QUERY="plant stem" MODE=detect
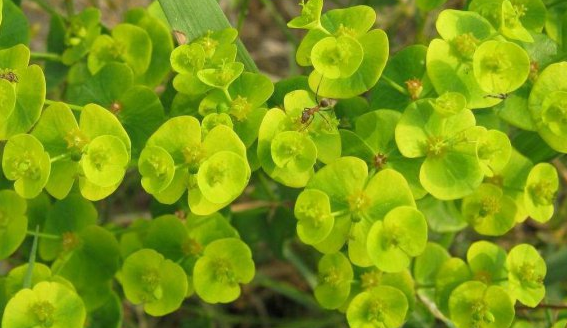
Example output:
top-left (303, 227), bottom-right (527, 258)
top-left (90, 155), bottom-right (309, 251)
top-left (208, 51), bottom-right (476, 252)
top-left (253, 272), bottom-right (321, 311)
top-left (27, 230), bottom-right (61, 240)
top-left (23, 226), bottom-right (40, 289)
top-left (381, 74), bottom-right (409, 95)
top-left (44, 99), bottom-right (83, 111)
top-left (50, 152), bottom-right (71, 163)
top-left (31, 52), bottom-right (63, 62)
top-left (30, 0), bottom-right (62, 17)
top-left (64, 0), bottom-right (75, 17)
top-left (516, 303), bottom-right (567, 310)
top-left (259, 0), bottom-right (300, 47)
top-left (283, 242), bottom-right (318, 289)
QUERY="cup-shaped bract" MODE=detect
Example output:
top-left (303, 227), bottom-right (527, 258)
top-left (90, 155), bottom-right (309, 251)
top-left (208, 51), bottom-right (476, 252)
top-left (2, 281), bottom-right (86, 328)
top-left (62, 8), bottom-right (102, 65)
top-left (524, 163), bottom-right (558, 222)
top-left (287, 0), bottom-right (323, 29)
top-left (413, 243), bottom-right (451, 287)
top-left (506, 244), bottom-right (546, 307)
top-left (294, 189), bottom-right (334, 245)
top-left (88, 23), bottom-right (152, 76)
top-left (477, 129), bottom-right (512, 176)
top-left (431, 92), bottom-right (467, 117)
top-left (171, 43), bottom-right (206, 75)
top-left (311, 35), bottom-right (364, 79)
top-left (305, 157), bottom-right (415, 266)
top-left (449, 281), bottom-right (515, 328)
top-left (528, 62), bottom-right (567, 152)
top-left (466, 241), bottom-right (508, 284)
top-left (121, 248), bottom-right (188, 316)
top-left (427, 10), bottom-right (501, 108)
top-left (196, 151), bottom-right (250, 204)
top-left (395, 99), bottom-right (483, 200)
top-left (197, 62), bottom-right (244, 89)
top-left (367, 206), bottom-right (428, 273)
top-left (350, 109), bottom-right (426, 199)
top-left (78, 104), bottom-right (131, 200)
top-left (293, 4), bottom-right (389, 98)
top-left (462, 183), bottom-right (517, 235)
top-left (82, 135), bottom-right (129, 187)
top-left (0, 190), bottom-right (27, 259)
top-left (473, 40), bottom-right (530, 95)
top-left (346, 286), bottom-right (408, 328)
top-left (2, 134), bottom-right (51, 199)
top-left (271, 131), bottom-right (318, 172)
top-left (139, 145), bottom-right (175, 194)
top-left (314, 252), bottom-right (353, 309)
top-left (0, 45), bottom-right (46, 140)
top-left (193, 238), bottom-right (255, 304)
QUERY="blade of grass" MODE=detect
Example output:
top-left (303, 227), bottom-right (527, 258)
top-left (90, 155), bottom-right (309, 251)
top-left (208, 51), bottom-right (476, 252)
top-left (23, 225), bottom-right (40, 289)
top-left (158, 0), bottom-right (258, 73)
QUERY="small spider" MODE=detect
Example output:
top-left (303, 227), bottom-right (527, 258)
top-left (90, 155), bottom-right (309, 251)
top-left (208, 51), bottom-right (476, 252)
top-left (0, 71), bottom-right (18, 83)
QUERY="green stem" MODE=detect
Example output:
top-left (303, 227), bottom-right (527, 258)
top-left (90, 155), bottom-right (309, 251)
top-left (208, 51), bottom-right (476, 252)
top-left (283, 242), bottom-right (318, 289)
top-left (44, 99), bottom-right (83, 111)
top-left (415, 9), bottom-right (429, 45)
top-left (31, 52), bottom-right (63, 62)
top-left (253, 273), bottom-right (321, 311)
top-left (64, 0), bottom-right (75, 17)
top-left (27, 230), bottom-right (61, 240)
top-left (236, 0), bottom-right (250, 33)
top-left (330, 209), bottom-right (350, 217)
top-left (23, 226), bottom-right (40, 289)
top-left (50, 152), bottom-right (71, 163)
top-left (222, 88), bottom-right (233, 102)
top-left (29, 0), bottom-right (62, 17)
top-left (381, 74), bottom-right (409, 95)
top-left (257, 171), bottom-right (277, 201)
top-left (259, 0), bottom-right (300, 47)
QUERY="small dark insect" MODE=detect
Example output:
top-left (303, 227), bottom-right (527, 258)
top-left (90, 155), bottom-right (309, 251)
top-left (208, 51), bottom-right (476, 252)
top-left (0, 71), bottom-right (18, 83)
top-left (484, 93), bottom-right (508, 100)
top-left (373, 153), bottom-right (388, 170)
top-left (299, 78), bottom-right (336, 131)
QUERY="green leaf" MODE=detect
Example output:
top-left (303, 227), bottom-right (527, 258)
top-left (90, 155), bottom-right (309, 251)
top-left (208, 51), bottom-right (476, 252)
top-left (82, 135), bottom-right (129, 187)
top-left (413, 243), bottom-right (450, 286)
top-left (417, 195), bottom-right (467, 232)
top-left (308, 29), bottom-right (389, 99)
top-left (121, 248), bottom-right (188, 316)
top-left (193, 238), bottom-right (255, 303)
top-left (435, 258), bottom-right (472, 315)
top-left (0, 0), bottom-right (30, 48)
top-left (462, 183), bottom-right (517, 235)
top-left (1, 281), bottom-right (86, 328)
top-left (473, 40), bottom-right (530, 94)
top-left (467, 241), bottom-right (508, 284)
top-left (88, 23), bottom-right (152, 76)
top-left (367, 206), bottom-right (428, 272)
top-left (311, 35), bottom-right (364, 79)
top-left (139, 146), bottom-right (176, 194)
top-left (506, 244), bottom-right (546, 307)
top-left (158, 0), bottom-right (258, 72)
top-left (0, 190), bottom-right (27, 259)
top-left (196, 150), bottom-right (250, 204)
top-left (287, 0), bottom-right (323, 29)
top-left (294, 189), bottom-right (334, 245)
top-left (271, 131), bottom-right (317, 172)
top-left (524, 163), bottom-right (558, 222)
top-left (449, 281), bottom-right (515, 328)
top-left (2, 134), bottom-right (51, 199)
top-left (347, 286), bottom-right (408, 328)
top-left (314, 252), bottom-right (353, 309)
top-left (143, 215), bottom-right (188, 261)
top-left (197, 62), bottom-right (244, 89)
top-left (500, 0), bottom-right (533, 42)
top-left (79, 103), bottom-right (131, 154)
top-left (38, 195), bottom-right (97, 261)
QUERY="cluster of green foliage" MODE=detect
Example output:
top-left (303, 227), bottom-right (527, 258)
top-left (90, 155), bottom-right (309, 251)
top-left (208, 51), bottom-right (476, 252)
top-left (0, 0), bottom-right (566, 327)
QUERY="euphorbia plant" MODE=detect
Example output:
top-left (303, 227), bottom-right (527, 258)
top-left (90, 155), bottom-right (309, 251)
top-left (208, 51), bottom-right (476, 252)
top-left (0, 0), bottom-right (566, 327)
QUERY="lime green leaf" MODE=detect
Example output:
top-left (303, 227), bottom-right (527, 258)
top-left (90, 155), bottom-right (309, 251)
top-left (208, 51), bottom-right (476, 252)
top-left (506, 244), bottom-right (546, 307)
top-left (171, 44), bottom-right (206, 74)
top-left (294, 189), bottom-right (334, 245)
top-left (524, 163), bottom-right (558, 222)
top-left (435, 258), bottom-right (472, 315)
top-left (143, 215), bottom-right (188, 261)
top-left (79, 103), bottom-right (131, 154)
top-left (0, 0), bottom-right (30, 48)
top-left (197, 62), bottom-right (244, 89)
top-left (462, 183), bottom-right (517, 235)
top-left (413, 243), bottom-right (450, 286)
top-left (449, 281), bottom-right (514, 328)
top-left (82, 135), bottom-right (129, 187)
top-left (500, 0), bottom-right (533, 42)
top-left (314, 252), bottom-right (353, 309)
top-left (347, 286), bottom-right (408, 328)
top-left (311, 36), bottom-right (364, 79)
top-left (467, 241), bottom-right (508, 284)
top-left (287, 0), bottom-right (323, 29)
top-left (2, 134), bottom-right (51, 199)
top-left (367, 206), bottom-right (428, 272)
top-left (61, 8), bottom-right (102, 65)
top-left (139, 146), bottom-right (175, 194)
top-left (121, 248), bottom-right (188, 316)
top-left (0, 190), bottom-right (27, 259)
top-left (1, 281), bottom-right (86, 328)
top-left (271, 131), bottom-right (317, 172)
top-left (473, 40), bottom-right (530, 94)
top-left (196, 151), bottom-right (250, 204)
top-left (193, 238), bottom-right (254, 303)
